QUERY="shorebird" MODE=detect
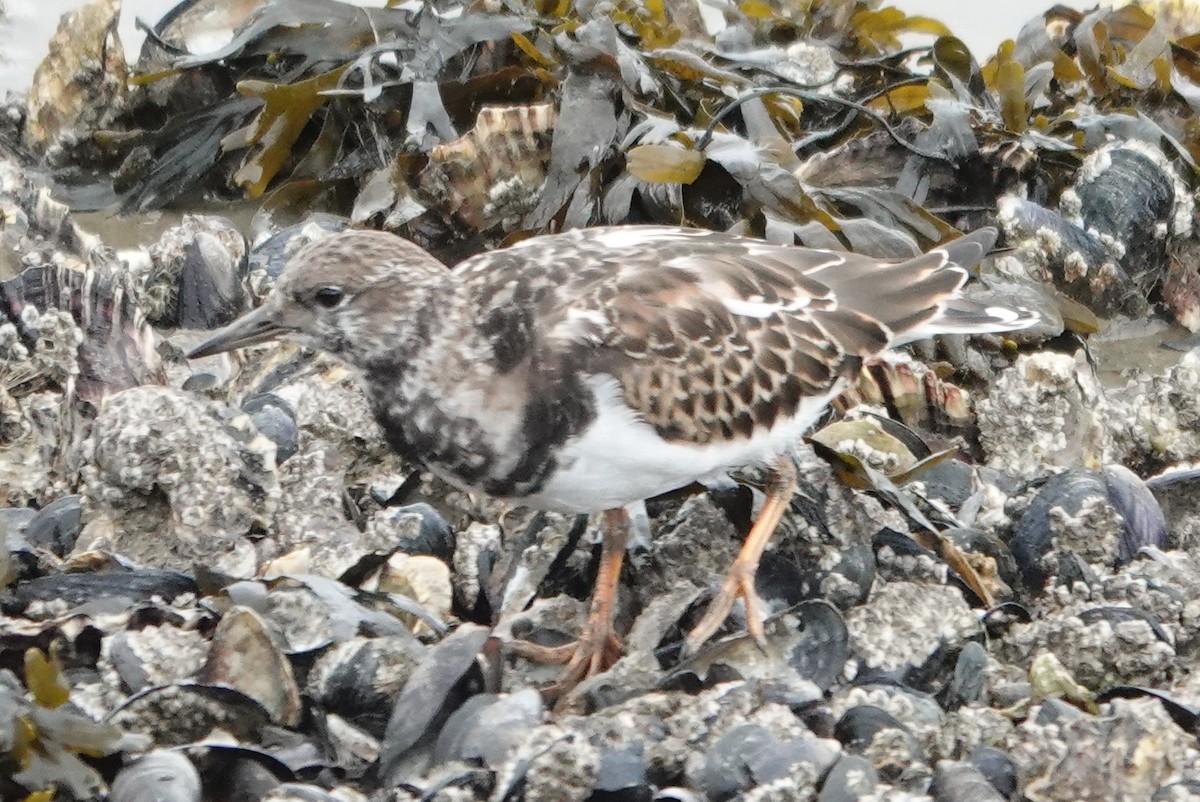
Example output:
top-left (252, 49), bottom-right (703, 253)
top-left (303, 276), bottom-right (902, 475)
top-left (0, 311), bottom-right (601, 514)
top-left (189, 224), bottom-right (1035, 693)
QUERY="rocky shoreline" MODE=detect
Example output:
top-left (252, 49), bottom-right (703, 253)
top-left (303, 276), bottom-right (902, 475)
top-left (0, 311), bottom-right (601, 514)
top-left (6, 1), bottom-right (1200, 800)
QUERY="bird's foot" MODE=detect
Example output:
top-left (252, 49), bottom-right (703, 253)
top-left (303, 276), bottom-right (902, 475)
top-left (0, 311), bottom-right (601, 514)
top-left (507, 619), bottom-right (624, 702)
top-left (684, 556), bottom-right (768, 655)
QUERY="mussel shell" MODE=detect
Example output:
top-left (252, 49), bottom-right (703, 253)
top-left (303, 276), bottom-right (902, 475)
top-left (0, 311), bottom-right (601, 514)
top-left (109, 750), bottom-right (201, 802)
top-left (1009, 466), bottom-right (1168, 593)
top-left (1072, 146), bottom-right (1175, 296)
top-left (1077, 606), bottom-right (1172, 644)
top-left (376, 623), bottom-right (490, 784)
top-left (23, 494), bottom-right (82, 557)
top-left (943, 641), bottom-right (988, 709)
top-left (3, 569), bottom-right (197, 615)
top-left (699, 724), bottom-right (782, 801)
top-left (931, 759), bottom-right (1006, 802)
top-left (592, 745), bottom-right (654, 802)
top-left (248, 216), bottom-right (346, 286)
top-left (432, 689), bottom-right (543, 768)
top-left (242, 393), bottom-right (299, 464)
top-left (789, 600), bottom-right (851, 692)
top-left (1102, 465), bottom-right (1169, 565)
top-left (817, 754), bottom-right (879, 802)
top-left (999, 196), bottom-right (1139, 316)
top-left (307, 636), bottom-right (425, 738)
top-left (968, 745), bottom-right (1018, 800)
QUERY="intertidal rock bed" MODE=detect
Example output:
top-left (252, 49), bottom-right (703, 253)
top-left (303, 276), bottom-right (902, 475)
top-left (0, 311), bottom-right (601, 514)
top-left (6, 0), bottom-right (1200, 800)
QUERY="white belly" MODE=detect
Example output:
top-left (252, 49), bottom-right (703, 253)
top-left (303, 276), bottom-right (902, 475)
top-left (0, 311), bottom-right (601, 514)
top-left (524, 374), bottom-right (841, 513)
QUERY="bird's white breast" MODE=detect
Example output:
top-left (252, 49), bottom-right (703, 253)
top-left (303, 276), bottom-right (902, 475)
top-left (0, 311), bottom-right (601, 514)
top-left (525, 374), bottom-right (841, 513)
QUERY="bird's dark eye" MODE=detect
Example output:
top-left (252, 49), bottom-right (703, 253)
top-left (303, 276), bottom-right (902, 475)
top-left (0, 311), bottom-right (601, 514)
top-left (313, 286), bottom-right (344, 308)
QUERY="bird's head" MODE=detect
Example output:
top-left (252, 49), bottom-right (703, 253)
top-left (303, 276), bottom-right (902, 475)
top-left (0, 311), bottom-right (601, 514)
top-left (188, 229), bottom-right (451, 368)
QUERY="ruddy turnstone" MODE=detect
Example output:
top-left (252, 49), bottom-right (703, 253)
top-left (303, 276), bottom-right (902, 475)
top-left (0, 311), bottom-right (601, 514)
top-left (189, 225), bottom-right (1036, 692)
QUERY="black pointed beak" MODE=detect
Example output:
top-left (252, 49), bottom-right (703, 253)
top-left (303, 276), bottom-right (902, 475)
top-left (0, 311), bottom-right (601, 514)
top-left (187, 304), bottom-right (290, 359)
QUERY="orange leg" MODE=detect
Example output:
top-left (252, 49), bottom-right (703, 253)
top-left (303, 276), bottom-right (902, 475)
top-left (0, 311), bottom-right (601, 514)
top-left (685, 455), bottom-right (798, 654)
top-left (507, 508), bottom-right (629, 695)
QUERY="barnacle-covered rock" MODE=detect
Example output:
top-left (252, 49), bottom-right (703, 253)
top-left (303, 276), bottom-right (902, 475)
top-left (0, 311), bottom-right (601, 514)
top-left (108, 624), bottom-right (210, 694)
top-left (976, 351), bottom-right (1110, 479)
top-left (1097, 551), bottom-right (1200, 655)
top-left (844, 582), bottom-right (978, 673)
top-left (1007, 699), bottom-right (1196, 802)
top-left (1000, 603), bottom-right (1176, 690)
top-left (79, 386), bottom-right (279, 573)
top-left (1109, 354), bottom-right (1200, 474)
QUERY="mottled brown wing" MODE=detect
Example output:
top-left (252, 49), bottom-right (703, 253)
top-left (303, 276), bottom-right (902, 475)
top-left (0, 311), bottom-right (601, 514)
top-left (457, 226), bottom-right (895, 444)
top-left (456, 226), bottom-right (999, 445)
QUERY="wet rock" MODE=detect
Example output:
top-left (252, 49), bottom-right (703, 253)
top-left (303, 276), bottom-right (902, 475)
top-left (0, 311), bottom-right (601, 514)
top-left (967, 745), bottom-right (1019, 800)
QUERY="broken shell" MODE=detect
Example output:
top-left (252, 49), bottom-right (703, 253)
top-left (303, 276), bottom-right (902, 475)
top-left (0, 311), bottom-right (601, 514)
top-left (432, 688), bottom-right (544, 768)
top-left (418, 103), bottom-right (556, 232)
top-left (307, 636), bottom-right (424, 738)
top-left (200, 606), bottom-right (302, 726)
